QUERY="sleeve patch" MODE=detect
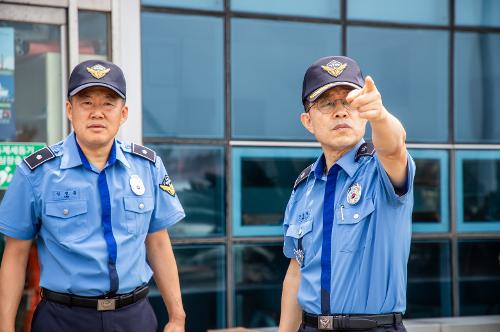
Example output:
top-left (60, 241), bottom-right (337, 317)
top-left (159, 175), bottom-right (176, 197)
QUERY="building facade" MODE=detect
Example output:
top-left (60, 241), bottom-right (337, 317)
top-left (0, 0), bottom-right (499, 331)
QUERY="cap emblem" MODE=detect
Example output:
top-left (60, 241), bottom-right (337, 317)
top-left (86, 64), bottom-right (110, 79)
top-left (321, 60), bottom-right (347, 77)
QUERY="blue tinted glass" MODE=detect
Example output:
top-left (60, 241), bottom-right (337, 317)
top-left (142, 0), bottom-right (222, 11)
top-left (233, 244), bottom-right (289, 327)
top-left (406, 241), bottom-right (452, 318)
top-left (459, 240), bottom-right (500, 315)
top-left (347, 0), bottom-right (448, 24)
top-left (78, 11), bottom-right (109, 60)
top-left (456, 0), bottom-right (500, 27)
top-left (231, 0), bottom-right (340, 19)
top-left (411, 150), bottom-right (449, 233)
top-left (456, 151), bottom-right (500, 232)
top-left (142, 13), bottom-right (224, 138)
top-left (231, 19), bottom-right (341, 140)
top-left (148, 145), bottom-right (225, 237)
top-left (232, 147), bottom-right (320, 236)
top-left (149, 245), bottom-right (226, 331)
top-left (348, 27), bottom-right (449, 142)
top-left (454, 32), bottom-right (500, 143)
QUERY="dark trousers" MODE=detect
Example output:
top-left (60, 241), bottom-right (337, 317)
top-left (31, 297), bottom-right (158, 332)
top-left (298, 322), bottom-right (407, 332)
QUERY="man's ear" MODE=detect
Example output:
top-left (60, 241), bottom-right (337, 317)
top-left (300, 112), bottom-right (315, 135)
top-left (66, 99), bottom-right (73, 121)
top-left (120, 105), bottom-right (129, 125)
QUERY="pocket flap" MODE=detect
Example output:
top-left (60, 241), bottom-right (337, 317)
top-left (336, 199), bottom-right (375, 225)
top-left (124, 196), bottom-right (154, 213)
top-left (45, 200), bottom-right (88, 219)
top-left (286, 219), bottom-right (313, 239)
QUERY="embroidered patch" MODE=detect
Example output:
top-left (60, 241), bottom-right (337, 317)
top-left (346, 183), bottom-right (362, 205)
top-left (159, 175), bottom-right (176, 197)
top-left (321, 59), bottom-right (347, 77)
top-left (86, 64), bottom-right (110, 79)
top-left (294, 248), bottom-right (304, 266)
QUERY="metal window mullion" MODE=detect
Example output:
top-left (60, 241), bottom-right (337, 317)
top-left (68, 0), bottom-right (79, 72)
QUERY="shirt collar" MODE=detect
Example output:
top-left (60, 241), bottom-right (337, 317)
top-left (312, 139), bottom-right (366, 179)
top-left (60, 132), bottom-right (130, 170)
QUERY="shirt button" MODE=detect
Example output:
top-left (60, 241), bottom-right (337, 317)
top-left (353, 213), bottom-right (359, 219)
top-left (139, 203), bottom-right (145, 210)
top-left (63, 209), bottom-right (69, 216)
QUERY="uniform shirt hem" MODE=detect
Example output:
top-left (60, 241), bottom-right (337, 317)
top-left (0, 220), bottom-right (35, 240)
top-left (148, 210), bottom-right (185, 233)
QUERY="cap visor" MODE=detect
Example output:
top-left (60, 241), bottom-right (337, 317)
top-left (307, 82), bottom-right (361, 102)
top-left (69, 82), bottom-right (125, 99)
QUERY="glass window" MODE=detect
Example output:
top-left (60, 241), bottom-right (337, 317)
top-left (458, 240), bottom-right (500, 315)
top-left (234, 243), bottom-right (289, 328)
top-left (148, 144), bottom-right (225, 237)
top-left (141, 13), bottom-right (224, 138)
top-left (149, 245), bottom-right (226, 331)
top-left (231, 0), bottom-right (340, 19)
top-left (456, 151), bottom-right (500, 232)
top-left (141, 0), bottom-right (223, 11)
top-left (410, 150), bottom-right (449, 232)
top-left (455, 0), bottom-right (500, 27)
top-left (347, 0), bottom-right (448, 25)
top-left (231, 18), bottom-right (341, 140)
top-left (454, 32), bottom-right (500, 143)
top-left (232, 147), bottom-right (320, 236)
top-left (0, 21), bottom-right (63, 145)
top-left (406, 241), bottom-right (452, 318)
top-left (347, 27), bottom-right (449, 143)
top-left (78, 11), bottom-right (109, 62)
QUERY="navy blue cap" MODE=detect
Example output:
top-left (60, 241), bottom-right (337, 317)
top-left (302, 56), bottom-right (364, 106)
top-left (68, 60), bottom-right (126, 99)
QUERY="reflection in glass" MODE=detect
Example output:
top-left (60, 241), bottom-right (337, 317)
top-left (462, 158), bottom-right (500, 222)
top-left (241, 155), bottom-right (316, 227)
top-left (413, 159), bottom-right (441, 222)
top-left (142, 0), bottom-right (223, 11)
top-left (348, 27), bottom-right (448, 142)
top-left (149, 245), bottom-right (226, 331)
top-left (149, 145), bottom-right (225, 237)
top-left (459, 240), bottom-right (500, 315)
top-left (0, 21), bottom-right (62, 144)
top-left (78, 11), bottom-right (109, 61)
top-left (231, 0), bottom-right (340, 19)
top-left (455, 0), bottom-right (500, 27)
top-left (454, 32), bottom-right (500, 143)
top-left (347, 0), bottom-right (448, 24)
top-left (234, 244), bottom-right (289, 327)
top-left (231, 18), bottom-right (340, 140)
top-left (142, 13), bottom-right (224, 138)
top-left (406, 241), bottom-right (452, 318)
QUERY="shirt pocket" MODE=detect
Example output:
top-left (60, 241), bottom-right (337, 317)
top-left (335, 198), bottom-right (375, 253)
top-left (44, 200), bottom-right (89, 243)
top-left (124, 196), bottom-right (154, 235)
top-left (285, 219), bottom-right (314, 266)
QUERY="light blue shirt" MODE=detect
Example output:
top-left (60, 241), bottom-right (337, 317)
top-left (283, 140), bottom-right (415, 314)
top-left (0, 132), bottom-right (185, 295)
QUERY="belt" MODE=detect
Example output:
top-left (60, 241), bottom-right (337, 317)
top-left (303, 311), bottom-right (403, 330)
top-left (41, 285), bottom-right (149, 311)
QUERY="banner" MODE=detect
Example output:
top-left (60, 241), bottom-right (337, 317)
top-left (0, 27), bottom-right (16, 140)
top-left (0, 143), bottom-right (45, 190)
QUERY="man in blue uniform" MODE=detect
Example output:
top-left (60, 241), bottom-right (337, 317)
top-left (0, 60), bottom-right (186, 332)
top-left (278, 56), bottom-right (415, 332)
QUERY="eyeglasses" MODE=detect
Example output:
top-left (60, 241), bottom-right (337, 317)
top-left (306, 98), bottom-right (356, 114)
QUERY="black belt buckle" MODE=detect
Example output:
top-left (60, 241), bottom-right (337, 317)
top-left (97, 298), bottom-right (116, 311)
top-left (318, 315), bottom-right (334, 330)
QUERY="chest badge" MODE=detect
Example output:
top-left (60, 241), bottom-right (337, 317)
top-left (293, 248), bottom-right (305, 266)
top-left (129, 174), bottom-right (145, 196)
top-left (346, 183), bottom-right (362, 205)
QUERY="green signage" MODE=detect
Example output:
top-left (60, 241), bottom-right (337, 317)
top-left (0, 142), bottom-right (45, 190)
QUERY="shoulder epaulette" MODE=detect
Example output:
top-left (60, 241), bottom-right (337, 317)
top-left (355, 142), bottom-right (375, 161)
top-left (131, 143), bottom-right (156, 163)
top-left (293, 164), bottom-right (313, 190)
top-left (23, 147), bottom-right (55, 171)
